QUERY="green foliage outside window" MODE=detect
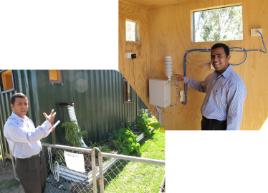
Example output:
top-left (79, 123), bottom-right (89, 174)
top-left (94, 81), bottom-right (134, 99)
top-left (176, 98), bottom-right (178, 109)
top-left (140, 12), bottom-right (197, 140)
top-left (193, 5), bottom-right (243, 42)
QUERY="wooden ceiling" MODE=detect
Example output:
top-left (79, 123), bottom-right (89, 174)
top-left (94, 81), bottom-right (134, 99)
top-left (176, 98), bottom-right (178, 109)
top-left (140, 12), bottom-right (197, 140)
top-left (123, 0), bottom-right (188, 8)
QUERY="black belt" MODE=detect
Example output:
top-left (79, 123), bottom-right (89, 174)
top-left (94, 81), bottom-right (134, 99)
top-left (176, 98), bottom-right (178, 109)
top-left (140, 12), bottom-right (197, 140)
top-left (201, 116), bottom-right (227, 130)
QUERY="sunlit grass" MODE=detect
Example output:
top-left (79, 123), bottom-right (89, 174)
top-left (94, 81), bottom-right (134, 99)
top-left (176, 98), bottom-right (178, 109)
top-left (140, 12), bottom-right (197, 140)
top-left (104, 129), bottom-right (165, 193)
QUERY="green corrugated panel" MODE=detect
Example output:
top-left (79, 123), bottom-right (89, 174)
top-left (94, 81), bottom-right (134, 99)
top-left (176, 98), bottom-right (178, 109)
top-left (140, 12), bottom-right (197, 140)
top-left (37, 70), bottom-right (138, 142)
top-left (0, 70), bottom-right (140, 145)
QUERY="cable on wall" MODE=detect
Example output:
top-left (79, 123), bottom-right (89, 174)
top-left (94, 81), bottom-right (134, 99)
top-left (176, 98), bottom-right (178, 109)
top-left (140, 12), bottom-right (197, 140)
top-left (182, 30), bottom-right (267, 105)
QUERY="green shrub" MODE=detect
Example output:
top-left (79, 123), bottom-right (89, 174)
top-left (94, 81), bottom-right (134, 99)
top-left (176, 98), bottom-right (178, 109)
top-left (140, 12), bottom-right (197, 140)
top-left (99, 144), bottom-right (112, 152)
top-left (61, 121), bottom-right (86, 147)
top-left (137, 109), bottom-right (150, 136)
top-left (148, 116), bottom-right (161, 130)
top-left (112, 127), bottom-right (140, 155)
top-left (137, 109), bottom-right (160, 136)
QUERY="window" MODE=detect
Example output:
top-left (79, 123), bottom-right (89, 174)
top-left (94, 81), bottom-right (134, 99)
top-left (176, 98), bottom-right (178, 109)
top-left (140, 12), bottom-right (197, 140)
top-left (193, 5), bottom-right (243, 42)
top-left (123, 79), bottom-right (132, 102)
top-left (0, 70), bottom-right (14, 92)
top-left (48, 70), bottom-right (62, 83)
top-left (125, 19), bottom-right (139, 42)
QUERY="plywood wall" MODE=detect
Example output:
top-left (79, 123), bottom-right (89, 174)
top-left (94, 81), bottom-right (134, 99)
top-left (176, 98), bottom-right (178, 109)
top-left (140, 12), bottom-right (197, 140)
top-left (119, 0), bottom-right (268, 130)
top-left (119, 0), bottom-right (151, 107)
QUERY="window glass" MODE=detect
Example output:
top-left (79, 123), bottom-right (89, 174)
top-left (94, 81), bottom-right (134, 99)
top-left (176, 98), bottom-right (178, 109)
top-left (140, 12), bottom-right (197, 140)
top-left (193, 5), bottom-right (243, 42)
top-left (49, 70), bottom-right (62, 83)
top-left (126, 19), bottom-right (138, 42)
top-left (1, 70), bottom-right (14, 91)
top-left (123, 79), bottom-right (132, 102)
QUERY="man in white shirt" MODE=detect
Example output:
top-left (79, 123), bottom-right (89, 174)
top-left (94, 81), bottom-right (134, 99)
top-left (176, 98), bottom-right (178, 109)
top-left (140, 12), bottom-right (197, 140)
top-left (4, 93), bottom-right (56, 193)
top-left (177, 43), bottom-right (246, 130)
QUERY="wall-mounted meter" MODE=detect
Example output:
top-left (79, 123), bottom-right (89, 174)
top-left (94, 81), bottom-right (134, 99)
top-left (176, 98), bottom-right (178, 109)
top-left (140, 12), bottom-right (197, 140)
top-left (149, 79), bottom-right (171, 108)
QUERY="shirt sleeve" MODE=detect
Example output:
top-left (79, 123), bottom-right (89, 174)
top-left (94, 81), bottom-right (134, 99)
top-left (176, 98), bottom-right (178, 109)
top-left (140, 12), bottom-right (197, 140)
top-left (226, 82), bottom-right (246, 130)
top-left (4, 120), bottom-right (52, 143)
top-left (184, 77), bottom-right (207, 93)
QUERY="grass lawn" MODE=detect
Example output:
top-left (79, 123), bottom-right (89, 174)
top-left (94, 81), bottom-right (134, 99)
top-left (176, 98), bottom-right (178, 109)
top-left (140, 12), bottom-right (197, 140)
top-left (104, 129), bottom-right (165, 193)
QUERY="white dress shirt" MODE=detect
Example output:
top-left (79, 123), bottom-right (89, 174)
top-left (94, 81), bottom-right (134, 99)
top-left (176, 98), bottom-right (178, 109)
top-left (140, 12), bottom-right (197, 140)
top-left (4, 112), bottom-right (52, 158)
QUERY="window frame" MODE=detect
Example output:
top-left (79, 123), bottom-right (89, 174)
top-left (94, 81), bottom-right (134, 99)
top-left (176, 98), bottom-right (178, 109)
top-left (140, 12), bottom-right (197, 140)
top-left (48, 70), bottom-right (63, 84)
top-left (123, 78), bottom-right (132, 103)
top-left (0, 70), bottom-right (15, 93)
top-left (191, 4), bottom-right (243, 43)
top-left (125, 19), bottom-right (140, 43)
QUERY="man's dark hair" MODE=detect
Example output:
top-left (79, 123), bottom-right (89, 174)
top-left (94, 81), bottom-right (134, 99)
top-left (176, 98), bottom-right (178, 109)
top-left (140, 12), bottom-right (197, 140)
top-left (211, 43), bottom-right (230, 56)
top-left (11, 93), bottom-right (27, 105)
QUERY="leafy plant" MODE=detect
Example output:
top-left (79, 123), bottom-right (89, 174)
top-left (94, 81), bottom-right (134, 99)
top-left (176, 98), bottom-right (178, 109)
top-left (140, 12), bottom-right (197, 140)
top-left (61, 121), bottom-right (86, 147)
top-left (137, 109), bottom-right (150, 136)
top-left (99, 144), bottom-right (112, 152)
top-left (112, 127), bottom-right (140, 155)
top-left (148, 116), bottom-right (161, 130)
top-left (137, 109), bottom-right (160, 137)
top-left (92, 143), bottom-right (112, 153)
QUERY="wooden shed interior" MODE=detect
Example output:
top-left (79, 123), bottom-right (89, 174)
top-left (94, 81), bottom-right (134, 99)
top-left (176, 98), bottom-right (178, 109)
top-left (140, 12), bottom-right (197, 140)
top-left (119, 0), bottom-right (268, 130)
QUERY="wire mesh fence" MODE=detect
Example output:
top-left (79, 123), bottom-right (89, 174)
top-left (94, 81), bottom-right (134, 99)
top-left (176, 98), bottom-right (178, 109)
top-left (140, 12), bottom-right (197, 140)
top-left (42, 143), bottom-right (96, 193)
top-left (42, 144), bottom-right (165, 193)
top-left (98, 151), bottom-right (165, 193)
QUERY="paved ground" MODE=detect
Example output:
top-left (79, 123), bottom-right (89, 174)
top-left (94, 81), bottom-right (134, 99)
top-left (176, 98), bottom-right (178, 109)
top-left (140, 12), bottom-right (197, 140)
top-left (0, 159), bottom-right (24, 193)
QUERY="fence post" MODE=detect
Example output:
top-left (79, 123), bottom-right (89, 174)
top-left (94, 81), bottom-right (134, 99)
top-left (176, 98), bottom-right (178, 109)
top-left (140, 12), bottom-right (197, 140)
top-left (91, 148), bottom-right (97, 193)
top-left (97, 149), bottom-right (105, 193)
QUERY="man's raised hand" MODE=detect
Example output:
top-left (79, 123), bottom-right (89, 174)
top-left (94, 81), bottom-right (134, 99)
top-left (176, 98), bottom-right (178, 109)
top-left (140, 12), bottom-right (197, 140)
top-left (43, 109), bottom-right (56, 124)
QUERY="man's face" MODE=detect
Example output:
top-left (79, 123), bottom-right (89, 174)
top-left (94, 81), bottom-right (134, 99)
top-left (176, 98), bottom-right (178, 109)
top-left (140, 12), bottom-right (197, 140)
top-left (11, 97), bottom-right (29, 118)
top-left (211, 47), bottom-right (230, 72)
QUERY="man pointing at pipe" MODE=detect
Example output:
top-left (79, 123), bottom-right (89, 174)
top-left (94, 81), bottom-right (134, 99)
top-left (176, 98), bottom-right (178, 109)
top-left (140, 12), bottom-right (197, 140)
top-left (177, 43), bottom-right (246, 130)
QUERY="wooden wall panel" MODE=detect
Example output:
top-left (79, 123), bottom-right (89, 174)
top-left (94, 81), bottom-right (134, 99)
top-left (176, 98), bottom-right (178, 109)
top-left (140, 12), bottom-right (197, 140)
top-left (119, 0), bottom-right (268, 130)
top-left (119, 0), bottom-right (151, 109)
top-left (125, 0), bottom-right (186, 8)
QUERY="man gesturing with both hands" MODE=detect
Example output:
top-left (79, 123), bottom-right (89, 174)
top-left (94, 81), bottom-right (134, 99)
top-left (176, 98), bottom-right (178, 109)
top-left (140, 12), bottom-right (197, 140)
top-left (4, 92), bottom-right (57, 193)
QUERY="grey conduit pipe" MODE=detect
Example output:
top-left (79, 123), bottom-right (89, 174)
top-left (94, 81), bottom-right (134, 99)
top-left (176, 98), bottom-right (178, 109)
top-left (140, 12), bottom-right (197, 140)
top-left (182, 30), bottom-right (267, 105)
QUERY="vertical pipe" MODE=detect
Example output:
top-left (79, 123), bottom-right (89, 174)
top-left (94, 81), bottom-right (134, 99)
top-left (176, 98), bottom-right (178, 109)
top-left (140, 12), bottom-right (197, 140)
top-left (23, 70), bottom-right (32, 118)
top-left (17, 70), bottom-right (23, 92)
top-left (30, 70), bottom-right (41, 124)
top-left (0, 101), bottom-right (4, 158)
top-left (182, 51), bottom-right (188, 105)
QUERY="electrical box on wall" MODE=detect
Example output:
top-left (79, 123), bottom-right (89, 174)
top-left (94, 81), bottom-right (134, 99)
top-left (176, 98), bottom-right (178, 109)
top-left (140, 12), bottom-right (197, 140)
top-left (125, 52), bottom-right (137, 59)
top-left (149, 79), bottom-right (171, 108)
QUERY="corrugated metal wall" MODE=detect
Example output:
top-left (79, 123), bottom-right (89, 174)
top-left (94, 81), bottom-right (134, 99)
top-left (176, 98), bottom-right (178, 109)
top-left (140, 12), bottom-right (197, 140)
top-left (34, 70), bottom-right (140, 142)
top-left (0, 70), bottom-right (144, 147)
top-left (0, 90), bottom-right (15, 157)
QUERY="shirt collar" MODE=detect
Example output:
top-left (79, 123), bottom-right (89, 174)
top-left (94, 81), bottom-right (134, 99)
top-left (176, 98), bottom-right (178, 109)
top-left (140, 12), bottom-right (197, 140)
top-left (11, 112), bottom-right (28, 121)
top-left (214, 65), bottom-right (232, 79)
top-left (221, 65), bottom-right (232, 78)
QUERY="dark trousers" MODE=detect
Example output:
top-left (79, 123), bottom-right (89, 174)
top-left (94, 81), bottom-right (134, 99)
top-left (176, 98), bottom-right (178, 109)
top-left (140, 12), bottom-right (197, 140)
top-left (15, 152), bottom-right (47, 193)
top-left (201, 116), bottom-right (227, 130)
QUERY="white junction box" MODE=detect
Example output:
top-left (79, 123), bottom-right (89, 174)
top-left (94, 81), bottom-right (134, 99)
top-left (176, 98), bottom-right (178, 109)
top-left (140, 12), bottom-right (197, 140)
top-left (149, 79), bottom-right (171, 108)
top-left (251, 28), bottom-right (263, 36)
